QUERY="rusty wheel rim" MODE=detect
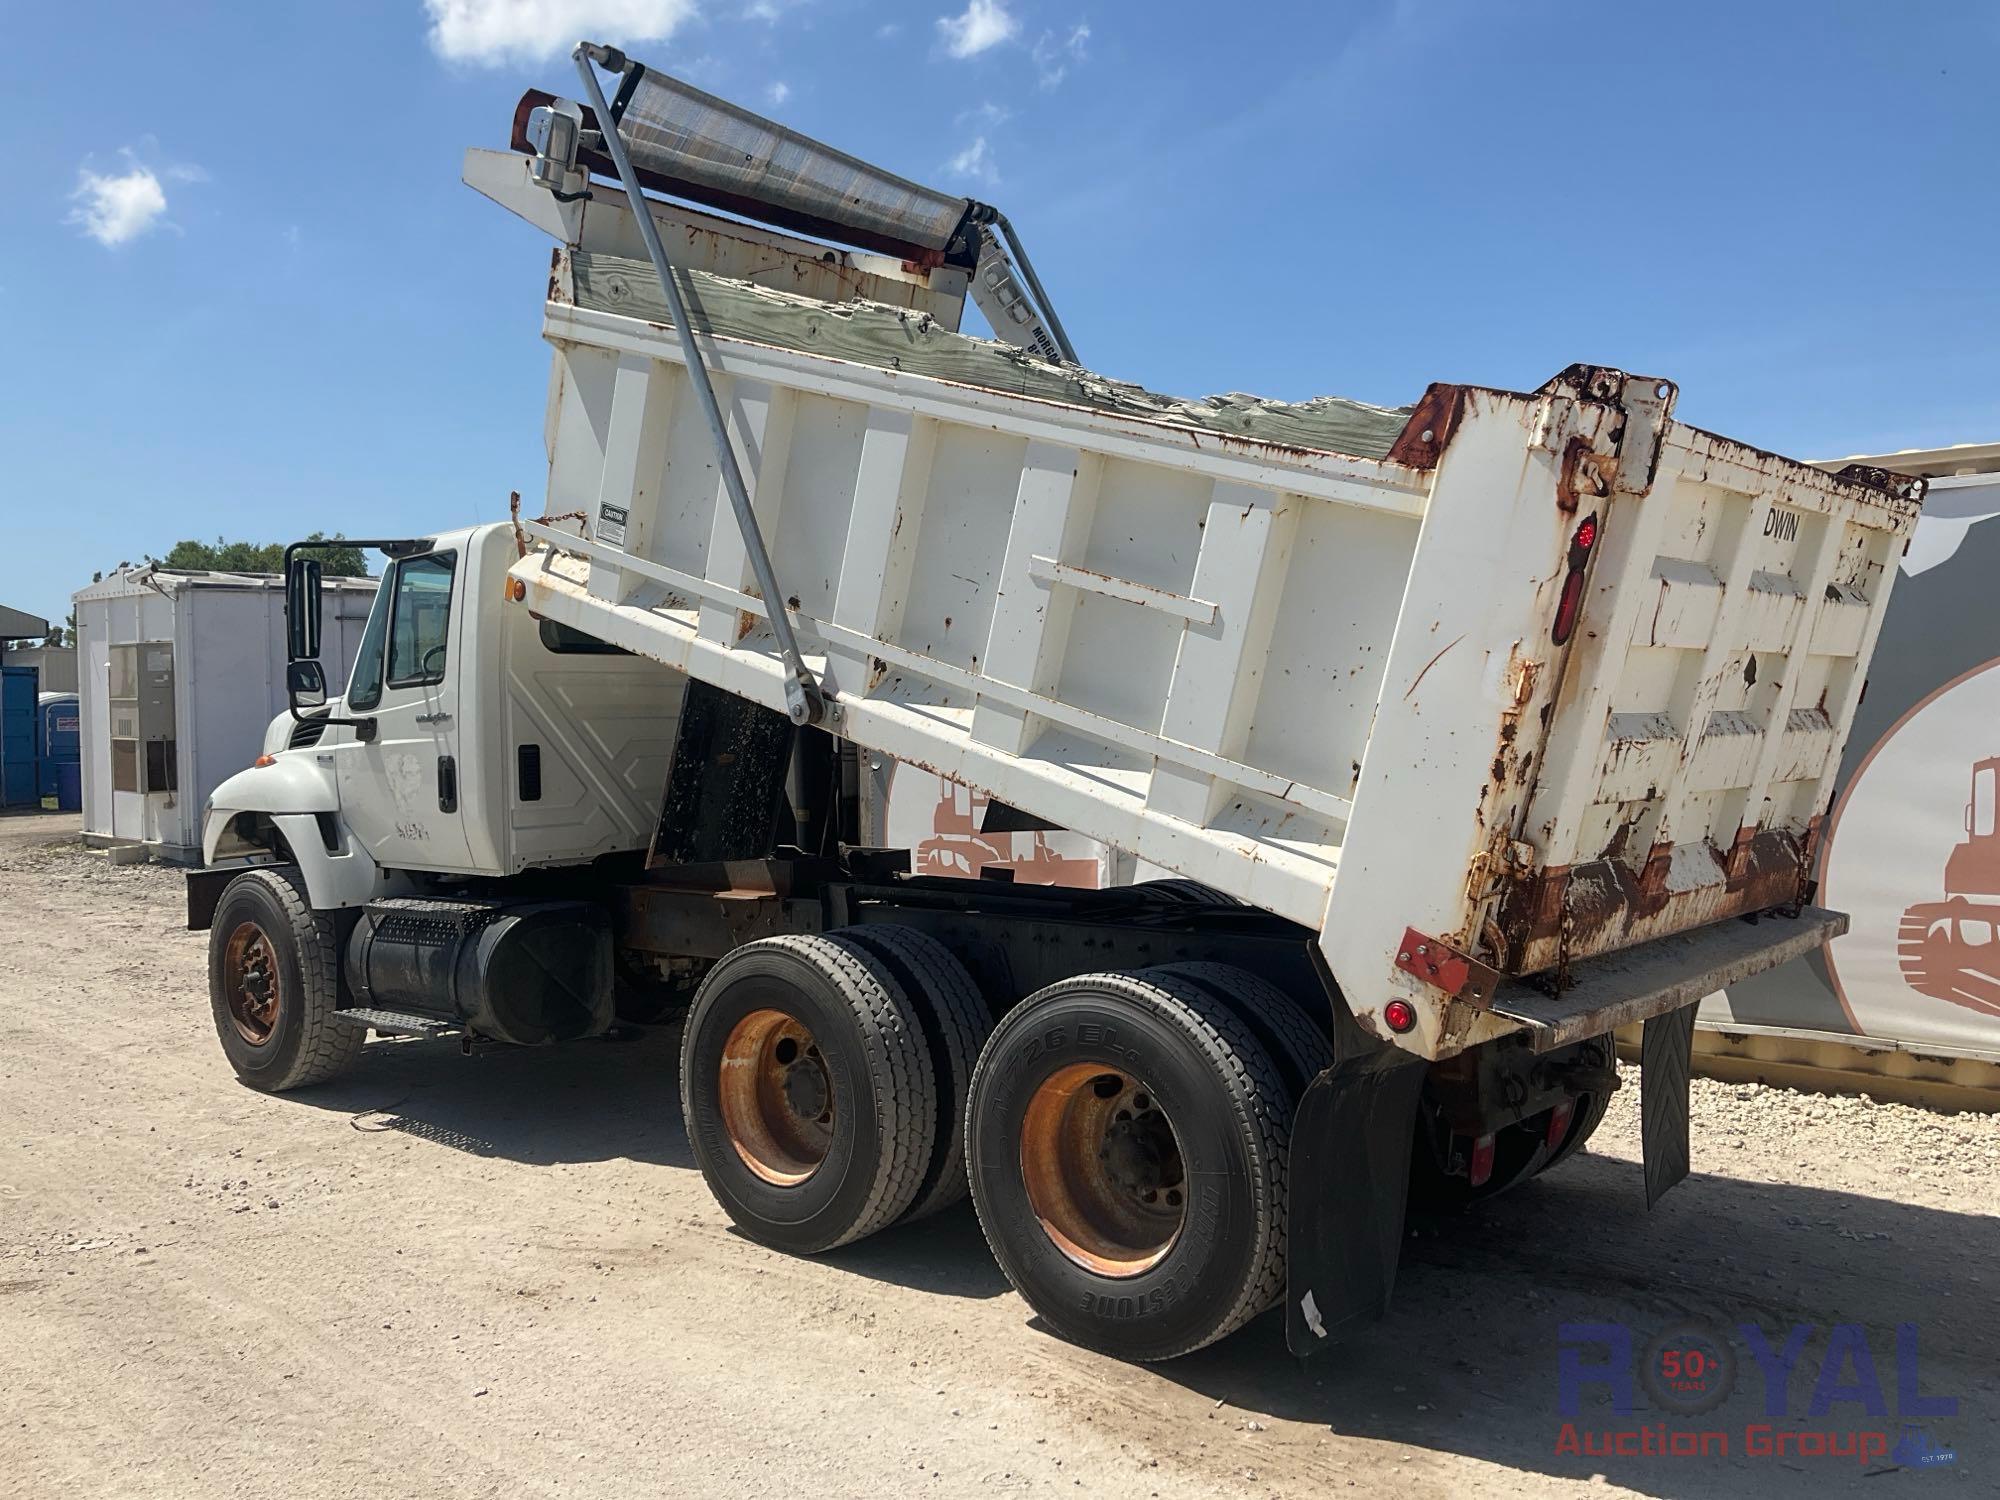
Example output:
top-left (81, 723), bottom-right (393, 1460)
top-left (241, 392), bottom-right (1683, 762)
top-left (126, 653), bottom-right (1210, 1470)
top-left (1019, 1063), bottom-right (1186, 1278)
top-left (222, 921), bottom-right (283, 1047)
top-left (718, 1009), bottom-right (835, 1186)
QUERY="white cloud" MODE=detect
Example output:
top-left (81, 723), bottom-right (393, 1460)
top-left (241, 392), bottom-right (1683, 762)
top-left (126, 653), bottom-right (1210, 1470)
top-left (766, 80), bottom-right (791, 105)
top-left (876, 21), bottom-right (901, 39)
top-left (956, 100), bottom-right (1010, 128)
top-left (936, 0), bottom-right (1017, 59)
top-left (68, 159), bottom-right (170, 247)
top-left (944, 136), bottom-right (997, 186)
top-left (424, 0), bottom-right (698, 66)
top-left (1032, 20), bottom-right (1090, 88)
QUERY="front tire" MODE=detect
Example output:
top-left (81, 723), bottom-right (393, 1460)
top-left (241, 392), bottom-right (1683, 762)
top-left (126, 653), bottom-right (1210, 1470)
top-left (966, 971), bottom-right (1296, 1361)
top-left (207, 867), bottom-right (362, 1092)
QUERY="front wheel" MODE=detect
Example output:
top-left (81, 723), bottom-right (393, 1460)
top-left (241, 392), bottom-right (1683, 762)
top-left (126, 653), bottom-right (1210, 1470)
top-left (965, 971), bottom-right (1297, 1362)
top-left (207, 867), bottom-right (362, 1092)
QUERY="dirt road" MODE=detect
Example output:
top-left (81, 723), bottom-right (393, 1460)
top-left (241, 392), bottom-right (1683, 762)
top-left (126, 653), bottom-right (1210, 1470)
top-left (1, 809), bottom-right (1992, 1497)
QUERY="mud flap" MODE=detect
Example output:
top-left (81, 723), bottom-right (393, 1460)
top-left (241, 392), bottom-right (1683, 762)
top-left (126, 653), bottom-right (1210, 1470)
top-left (1285, 1050), bottom-right (1427, 1354)
top-left (1640, 1000), bottom-right (1697, 1208)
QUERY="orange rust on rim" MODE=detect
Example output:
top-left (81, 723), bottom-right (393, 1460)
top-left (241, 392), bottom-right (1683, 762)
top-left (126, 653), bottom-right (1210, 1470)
top-left (1385, 384), bottom-right (1467, 470)
top-left (717, 1008), bottom-right (834, 1186)
top-left (222, 922), bottom-right (283, 1046)
top-left (1019, 1063), bottom-right (1185, 1278)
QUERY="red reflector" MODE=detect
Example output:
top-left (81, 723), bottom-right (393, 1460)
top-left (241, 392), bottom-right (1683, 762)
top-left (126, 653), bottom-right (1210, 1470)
top-left (1468, 1132), bottom-right (1497, 1188)
top-left (1552, 511), bottom-right (1601, 647)
top-left (1552, 568), bottom-right (1588, 646)
top-left (253, 754), bottom-right (277, 768)
top-left (1383, 998), bottom-right (1417, 1033)
top-left (1546, 1098), bottom-right (1576, 1149)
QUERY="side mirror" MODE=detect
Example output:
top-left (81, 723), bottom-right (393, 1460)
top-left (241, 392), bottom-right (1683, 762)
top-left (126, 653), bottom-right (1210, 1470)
top-left (285, 557), bottom-right (323, 661)
top-left (286, 658), bottom-right (327, 711)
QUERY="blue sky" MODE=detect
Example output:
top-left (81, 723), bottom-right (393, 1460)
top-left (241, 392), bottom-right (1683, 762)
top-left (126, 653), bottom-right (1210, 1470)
top-left (2, 0), bottom-right (1996, 628)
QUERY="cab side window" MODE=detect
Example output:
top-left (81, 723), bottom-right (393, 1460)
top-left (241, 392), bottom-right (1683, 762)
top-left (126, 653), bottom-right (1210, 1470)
top-left (385, 552), bottom-right (457, 689)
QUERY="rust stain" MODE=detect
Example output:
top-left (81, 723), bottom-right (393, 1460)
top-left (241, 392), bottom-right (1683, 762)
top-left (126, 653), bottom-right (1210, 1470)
top-left (1394, 927), bottom-right (1502, 1008)
top-left (1385, 384), bottom-right (1467, 470)
top-left (1556, 435), bottom-right (1616, 513)
top-left (1488, 821), bottom-right (1817, 976)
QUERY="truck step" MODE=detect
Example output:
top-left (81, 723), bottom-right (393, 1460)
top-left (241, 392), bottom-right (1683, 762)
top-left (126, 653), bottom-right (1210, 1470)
top-left (333, 1007), bottom-right (460, 1038)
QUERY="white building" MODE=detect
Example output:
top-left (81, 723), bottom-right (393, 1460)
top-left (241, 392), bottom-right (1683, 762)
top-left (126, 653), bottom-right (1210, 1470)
top-left (73, 567), bottom-right (378, 862)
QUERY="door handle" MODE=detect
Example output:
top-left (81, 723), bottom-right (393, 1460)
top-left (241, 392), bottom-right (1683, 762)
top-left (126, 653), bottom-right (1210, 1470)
top-left (437, 754), bottom-right (458, 814)
top-left (415, 711), bottom-right (452, 725)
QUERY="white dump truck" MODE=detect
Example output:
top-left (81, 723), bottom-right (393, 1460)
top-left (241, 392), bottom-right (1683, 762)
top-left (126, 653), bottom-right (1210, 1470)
top-left (187, 44), bottom-right (1926, 1362)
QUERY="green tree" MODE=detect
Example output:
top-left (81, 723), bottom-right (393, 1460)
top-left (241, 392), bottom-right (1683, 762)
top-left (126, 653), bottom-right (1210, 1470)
top-left (153, 532), bottom-right (371, 578)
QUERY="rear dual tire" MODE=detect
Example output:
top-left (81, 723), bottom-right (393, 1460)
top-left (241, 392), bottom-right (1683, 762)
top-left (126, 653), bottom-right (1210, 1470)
top-left (684, 940), bottom-right (1332, 1362)
top-left (965, 966), bottom-right (1328, 1362)
top-left (679, 928), bottom-right (992, 1255)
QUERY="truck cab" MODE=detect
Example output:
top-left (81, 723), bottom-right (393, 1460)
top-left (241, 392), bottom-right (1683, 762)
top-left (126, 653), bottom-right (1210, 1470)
top-left (204, 521), bottom-right (683, 911)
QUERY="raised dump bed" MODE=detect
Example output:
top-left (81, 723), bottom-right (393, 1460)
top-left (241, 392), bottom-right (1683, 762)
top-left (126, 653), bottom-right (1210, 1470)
top-left (482, 136), bottom-right (1923, 1060)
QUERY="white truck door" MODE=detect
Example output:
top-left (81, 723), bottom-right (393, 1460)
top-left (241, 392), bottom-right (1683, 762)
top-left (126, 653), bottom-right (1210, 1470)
top-left (335, 549), bottom-right (477, 872)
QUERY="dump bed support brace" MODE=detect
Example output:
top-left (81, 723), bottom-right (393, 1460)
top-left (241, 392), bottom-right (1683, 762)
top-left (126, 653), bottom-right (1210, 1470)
top-left (572, 43), bottom-right (824, 726)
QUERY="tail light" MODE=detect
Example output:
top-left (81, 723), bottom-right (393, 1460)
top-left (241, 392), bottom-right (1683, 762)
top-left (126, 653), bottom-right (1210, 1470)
top-left (1552, 511), bottom-right (1600, 646)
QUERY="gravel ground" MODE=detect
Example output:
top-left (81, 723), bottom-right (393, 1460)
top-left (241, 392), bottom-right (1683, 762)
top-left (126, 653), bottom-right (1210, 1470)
top-left (1, 808), bottom-right (1993, 1498)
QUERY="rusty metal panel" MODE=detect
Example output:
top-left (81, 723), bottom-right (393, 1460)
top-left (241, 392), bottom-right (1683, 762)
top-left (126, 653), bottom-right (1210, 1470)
top-left (1494, 429), bottom-right (1925, 978)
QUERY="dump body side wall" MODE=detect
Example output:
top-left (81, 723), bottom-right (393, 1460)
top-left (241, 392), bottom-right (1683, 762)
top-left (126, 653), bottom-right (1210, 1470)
top-left (517, 297), bottom-right (1436, 934)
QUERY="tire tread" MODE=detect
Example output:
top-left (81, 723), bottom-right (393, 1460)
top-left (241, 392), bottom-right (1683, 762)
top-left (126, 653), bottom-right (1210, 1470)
top-left (828, 926), bottom-right (992, 1222)
top-left (684, 933), bottom-right (937, 1250)
top-left (967, 969), bottom-right (1294, 1359)
top-left (210, 867), bottom-right (363, 1092)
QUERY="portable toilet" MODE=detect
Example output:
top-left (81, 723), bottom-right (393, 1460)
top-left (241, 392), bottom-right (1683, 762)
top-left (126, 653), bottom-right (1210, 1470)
top-left (38, 692), bottom-right (81, 811)
top-left (0, 665), bottom-right (37, 808)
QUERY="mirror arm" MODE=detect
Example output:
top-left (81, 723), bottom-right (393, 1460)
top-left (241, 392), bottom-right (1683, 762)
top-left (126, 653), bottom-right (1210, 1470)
top-left (285, 701), bottom-right (378, 742)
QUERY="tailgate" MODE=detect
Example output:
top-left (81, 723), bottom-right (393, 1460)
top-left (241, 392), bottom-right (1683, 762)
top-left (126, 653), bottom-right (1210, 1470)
top-left (1321, 366), bottom-right (1924, 1058)
top-left (1498, 425), bottom-right (1924, 973)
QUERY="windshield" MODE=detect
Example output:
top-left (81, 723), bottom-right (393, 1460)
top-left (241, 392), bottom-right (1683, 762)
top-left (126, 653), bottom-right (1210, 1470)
top-left (346, 567), bottom-right (393, 711)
